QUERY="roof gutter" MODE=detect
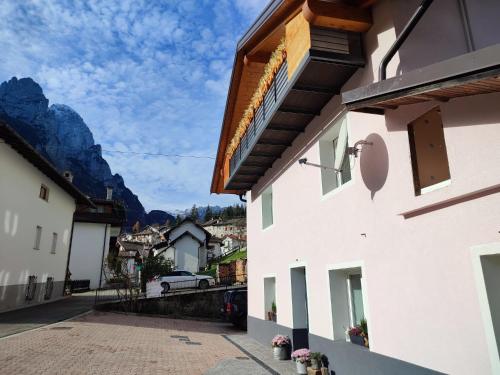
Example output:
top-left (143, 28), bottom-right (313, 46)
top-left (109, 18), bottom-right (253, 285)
top-left (379, 0), bottom-right (433, 81)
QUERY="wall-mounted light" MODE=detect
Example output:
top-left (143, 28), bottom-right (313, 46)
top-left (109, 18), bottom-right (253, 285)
top-left (298, 158), bottom-right (342, 172)
top-left (347, 140), bottom-right (373, 158)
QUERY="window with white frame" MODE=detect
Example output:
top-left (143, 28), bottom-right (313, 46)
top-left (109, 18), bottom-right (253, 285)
top-left (261, 185), bottom-right (273, 229)
top-left (264, 277), bottom-right (277, 321)
top-left (34, 226), bottom-right (42, 250)
top-left (319, 116), bottom-right (352, 195)
top-left (51, 233), bottom-right (58, 254)
top-left (329, 266), bottom-right (367, 341)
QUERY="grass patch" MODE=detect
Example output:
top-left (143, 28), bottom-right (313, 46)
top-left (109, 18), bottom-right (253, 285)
top-left (197, 248), bottom-right (247, 276)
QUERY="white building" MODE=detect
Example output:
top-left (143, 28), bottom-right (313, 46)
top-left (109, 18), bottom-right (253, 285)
top-left (68, 198), bottom-right (124, 290)
top-left (221, 234), bottom-right (246, 255)
top-left (153, 219), bottom-right (211, 273)
top-left (0, 121), bottom-right (92, 312)
top-left (211, 1), bottom-right (500, 374)
top-left (202, 218), bottom-right (246, 239)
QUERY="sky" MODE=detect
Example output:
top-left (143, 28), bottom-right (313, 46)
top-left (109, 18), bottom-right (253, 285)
top-left (0, 0), bottom-right (269, 211)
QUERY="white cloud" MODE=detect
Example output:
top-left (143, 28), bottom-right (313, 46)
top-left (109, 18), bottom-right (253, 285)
top-left (0, 0), bottom-right (266, 211)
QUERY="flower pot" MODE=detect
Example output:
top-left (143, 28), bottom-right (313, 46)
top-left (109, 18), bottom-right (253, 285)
top-left (349, 334), bottom-right (365, 347)
top-left (295, 361), bottom-right (307, 374)
top-left (310, 358), bottom-right (321, 370)
top-left (273, 346), bottom-right (287, 360)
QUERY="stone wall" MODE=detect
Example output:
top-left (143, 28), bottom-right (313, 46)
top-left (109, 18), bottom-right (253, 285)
top-left (97, 286), bottom-right (247, 320)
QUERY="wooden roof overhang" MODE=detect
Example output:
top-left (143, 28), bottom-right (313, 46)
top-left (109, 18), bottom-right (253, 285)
top-left (211, 0), bottom-right (374, 194)
top-left (342, 43), bottom-right (500, 113)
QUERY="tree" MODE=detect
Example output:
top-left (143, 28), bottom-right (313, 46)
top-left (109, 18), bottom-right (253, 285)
top-left (204, 205), bottom-right (213, 222)
top-left (175, 214), bottom-right (182, 226)
top-left (140, 255), bottom-right (173, 292)
top-left (190, 204), bottom-right (199, 221)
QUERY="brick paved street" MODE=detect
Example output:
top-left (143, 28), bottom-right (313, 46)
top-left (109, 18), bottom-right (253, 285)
top-left (0, 311), bottom-right (247, 375)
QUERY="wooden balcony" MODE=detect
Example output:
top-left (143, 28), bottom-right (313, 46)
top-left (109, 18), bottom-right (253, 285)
top-left (224, 14), bottom-right (364, 191)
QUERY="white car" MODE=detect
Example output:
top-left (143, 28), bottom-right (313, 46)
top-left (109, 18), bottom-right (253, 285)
top-left (146, 270), bottom-right (215, 298)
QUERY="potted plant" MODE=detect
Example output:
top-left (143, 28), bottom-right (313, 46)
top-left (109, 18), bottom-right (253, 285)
top-left (267, 301), bottom-right (277, 321)
top-left (271, 301), bottom-right (277, 321)
top-left (291, 348), bottom-right (311, 374)
top-left (271, 335), bottom-right (290, 360)
top-left (310, 352), bottom-right (322, 370)
top-left (347, 318), bottom-right (369, 348)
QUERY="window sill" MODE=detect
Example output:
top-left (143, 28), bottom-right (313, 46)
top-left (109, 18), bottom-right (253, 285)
top-left (321, 179), bottom-right (354, 202)
top-left (418, 179), bottom-right (451, 195)
top-left (262, 224), bottom-right (275, 232)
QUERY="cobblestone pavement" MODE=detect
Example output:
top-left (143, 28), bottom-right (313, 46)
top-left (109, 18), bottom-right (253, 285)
top-left (0, 309), bottom-right (298, 375)
top-left (0, 311), bottom-right (246, 375)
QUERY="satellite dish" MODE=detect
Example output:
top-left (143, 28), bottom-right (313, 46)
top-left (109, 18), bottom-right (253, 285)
top-left (334, 119), bottom-right (348, 171)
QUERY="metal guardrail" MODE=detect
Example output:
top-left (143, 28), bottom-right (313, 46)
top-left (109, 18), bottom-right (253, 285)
top-left (229, 61), bottom-right (289, 177)
top-left (94, 273), bottom-right (247, 305)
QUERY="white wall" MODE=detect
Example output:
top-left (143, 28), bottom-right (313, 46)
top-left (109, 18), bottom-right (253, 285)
top-left (69, 222), bottom-right (110, 290)
top-left (173, 236), bottom-right (200, 273)
top-left (170, 221), bottom-right (206, 243)
top-left (0, 141), bottom-right (75, 308)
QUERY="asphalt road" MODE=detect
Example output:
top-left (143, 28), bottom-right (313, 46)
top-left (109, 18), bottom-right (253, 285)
top-left (0, 293), bottom-right (96, 338)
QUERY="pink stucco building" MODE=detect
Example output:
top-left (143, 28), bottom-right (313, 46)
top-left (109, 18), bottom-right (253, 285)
top-left (211, 1), bottom-right (500, 374)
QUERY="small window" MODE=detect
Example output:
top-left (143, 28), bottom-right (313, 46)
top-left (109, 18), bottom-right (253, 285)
top-left (44, 277), bottom-right (54, 300)
top-left (34, 226), bottom-right (42, 250)
top-left (408, 107), bottom-right (451, 195)
top-left (51, 233), bottom-right (58, 254)
top-left (264, 277), bottom-right (276, 321)
top-left (319, 117), bottom-right (352, 195)
top-left (26, 275), bottom-right (37, 301)
top-left (39, 184), bottom-right (49, 201)
top-left (329, 266), bottom-right (367, 341)
top-left (261, 186), bottom-right (273, 229)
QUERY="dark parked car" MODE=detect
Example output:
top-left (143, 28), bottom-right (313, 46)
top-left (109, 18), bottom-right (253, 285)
top-left (223, 289), bottom-right (247, 329)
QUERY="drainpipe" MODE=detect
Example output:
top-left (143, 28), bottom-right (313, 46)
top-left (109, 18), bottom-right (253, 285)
top-left (379, 0), bottom-right (434, 81)
top-left (63, 218), bottom-right (76, 296)
top-left (239, 194), bottom-right (247, 203)
top-left (95, 223), bottom-right (109, 304)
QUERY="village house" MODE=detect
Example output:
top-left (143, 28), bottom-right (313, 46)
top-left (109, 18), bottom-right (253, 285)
top-left (207, 236), bottom-right (223, 260)
top-left (0, 121), bottom-right (92, 312)
top-left (116, 239), bottom-right (148, 276)
top-left (202, 217), bottom-right (246, 239)
top-left (211, 1), bottom-right (500, 374)
top-left (221, 234), bottom-right (247, 255)
top-left (68, 193), bottom-right (125, 290)
top-left (152, 218), bottom-right (211, 273)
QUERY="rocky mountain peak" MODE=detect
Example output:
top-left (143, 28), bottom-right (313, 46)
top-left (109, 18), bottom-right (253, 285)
top-left (0, 77), bottom-right (48, 123)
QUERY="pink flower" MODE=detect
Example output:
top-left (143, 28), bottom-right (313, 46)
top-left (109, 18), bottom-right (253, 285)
top-left (271, 335), bottom-right (291, 347)
top-left (291, 348), bottom-right (311, 363)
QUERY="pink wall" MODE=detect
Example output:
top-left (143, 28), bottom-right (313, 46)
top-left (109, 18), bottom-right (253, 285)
top-left (245, 1), bottom-right (500, 374)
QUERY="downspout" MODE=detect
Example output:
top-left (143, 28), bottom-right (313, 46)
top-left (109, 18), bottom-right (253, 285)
top-left (63, 218), bottom-right (76, 296)
top-left (239, 193), bottom-right (247, 203)
top-left (379, 0), bottom-right (434, 81)
top-left (457, 0), bottom-right (475, 52)
top-left (95, 223), bottom-right (109, 304)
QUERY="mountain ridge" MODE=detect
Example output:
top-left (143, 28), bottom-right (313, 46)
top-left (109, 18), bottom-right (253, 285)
top-left (0, 76), bottom-right (170, 227)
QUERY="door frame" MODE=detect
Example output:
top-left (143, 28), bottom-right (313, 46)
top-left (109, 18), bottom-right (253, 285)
top-left (289, 262), bottom-right (310, 330)
top-left (471, 242), bottom-right (500, 374)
